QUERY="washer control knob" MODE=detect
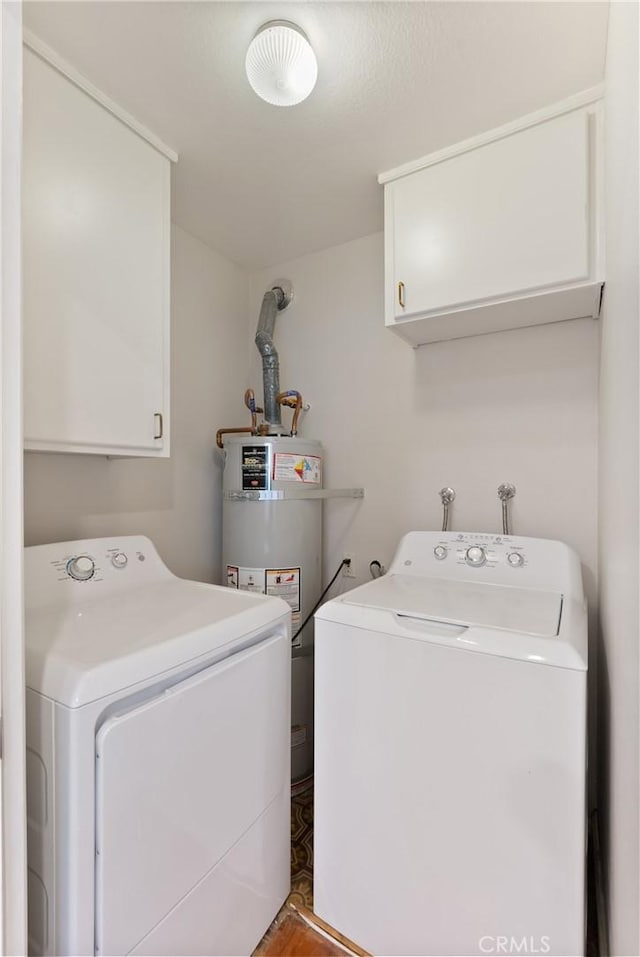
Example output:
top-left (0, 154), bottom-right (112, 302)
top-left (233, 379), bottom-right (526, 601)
top-left (465, 546), bottom-right (486, 567)
top-left (507, 552), bottom-right (524, 567)
top-left (66, 555), bottom-right (95, 581)
top-left (112, 552), bottom-right (128, 569)
top-left (433, 545), bottom-right (448, 561)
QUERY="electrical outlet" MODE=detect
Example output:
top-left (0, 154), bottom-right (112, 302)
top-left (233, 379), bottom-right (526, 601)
top-left (343, 553), bottom-right (356, 578)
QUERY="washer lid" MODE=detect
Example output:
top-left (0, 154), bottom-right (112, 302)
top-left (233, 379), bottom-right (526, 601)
top-left (25, 579), bottom-right (289, 708)
top-left (340, 574), bottom-right (563, 638)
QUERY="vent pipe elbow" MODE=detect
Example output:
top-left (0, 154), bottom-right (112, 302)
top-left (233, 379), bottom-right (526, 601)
top-left (254, 283), bottom-right (292, 431)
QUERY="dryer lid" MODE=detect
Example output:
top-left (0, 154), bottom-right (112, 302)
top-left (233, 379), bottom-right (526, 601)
top-left (25, 579), bottom-right (289, 708)
top-left (340, 574), bottom-right (563, 638)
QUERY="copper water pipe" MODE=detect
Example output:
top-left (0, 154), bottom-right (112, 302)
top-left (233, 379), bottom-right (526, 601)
top-left (243, 389), bottom-right (264, 433)
top-left (290, 393), bottom-right (302, 436)
top-left (216, 427), bottom-right (254, 449)
top-left (276, 391), bottom-right (303, 436)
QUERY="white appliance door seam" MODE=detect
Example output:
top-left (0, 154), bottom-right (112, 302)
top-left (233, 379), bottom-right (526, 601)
top-left (94, 631), bottom-right (289, 956)
top-left (123, 787), bottom-right (288, 956)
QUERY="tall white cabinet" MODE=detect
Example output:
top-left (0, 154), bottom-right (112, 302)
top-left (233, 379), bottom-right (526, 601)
top-left (23, 44), bottom-right (174, 456)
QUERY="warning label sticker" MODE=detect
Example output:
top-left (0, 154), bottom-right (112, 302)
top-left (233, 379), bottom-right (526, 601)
top-left (242, 446), bottom-right (269, 490)
top-left (266, 567), bottom-right (301, 614)
top-left (238, 567), bottom-right (266, 593)
top-left (226, 565), bottom-right (266, 594)
top-left (273, 453), bottom-right (322, 485)
top-left (226, 565), bottom-right (302, 645)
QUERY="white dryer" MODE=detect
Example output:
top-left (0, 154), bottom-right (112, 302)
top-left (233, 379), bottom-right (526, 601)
top-left (25, 536), bottom-right (291, 957)
top-left (314, 531), bottom-right (588, 957)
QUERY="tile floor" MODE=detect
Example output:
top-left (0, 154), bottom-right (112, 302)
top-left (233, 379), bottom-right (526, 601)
top-left (289, 782), bottom-right (314, 910)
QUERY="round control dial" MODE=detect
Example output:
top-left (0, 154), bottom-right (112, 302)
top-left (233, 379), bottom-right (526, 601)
top-left (507, 552), bottom-right (524, 567)
top-left (66, 555), bottom-right (96, 581)
top-left (465, 546), bottom-right (487, 567)
top-left (112, 552), bottom-right (128, 569)
top-left (433, 545), bottom-right (447, 561)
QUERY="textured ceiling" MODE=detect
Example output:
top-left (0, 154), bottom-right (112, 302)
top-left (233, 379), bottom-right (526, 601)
top-left (24, 1), bottom-right (609, 269)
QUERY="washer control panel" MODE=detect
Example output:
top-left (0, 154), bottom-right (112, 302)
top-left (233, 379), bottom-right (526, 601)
top-left (391, 531), bottom-right (581, 600)
top-left (428, 533), bottom-right (527, 570)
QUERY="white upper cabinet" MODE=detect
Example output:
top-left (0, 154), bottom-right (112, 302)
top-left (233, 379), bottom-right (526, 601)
top-left (379, 91), bottom-right (604, 346)
top-left (23, 45), bottom-right (174, 456)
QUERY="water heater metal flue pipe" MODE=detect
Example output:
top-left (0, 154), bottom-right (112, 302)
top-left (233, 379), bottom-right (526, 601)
top-left (255, 283), bottom-right (292, 432)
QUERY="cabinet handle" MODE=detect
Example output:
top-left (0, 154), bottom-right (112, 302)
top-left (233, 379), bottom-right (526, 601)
top-left (398, 281), bottom-right (406, 309)
top-left (154, 412), bottom-right (163, 440)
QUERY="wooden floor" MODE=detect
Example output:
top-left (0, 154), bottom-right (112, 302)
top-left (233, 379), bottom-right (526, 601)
top-left (254, 906), bottom-right (350, 957)
top-left (255, 902), bottom-right (370, 957)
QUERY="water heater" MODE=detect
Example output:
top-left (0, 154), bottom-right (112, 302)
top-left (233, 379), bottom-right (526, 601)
top-left (218, 280), bottom-right (362, 782)
top-left (222, 435), bottom-right (322, 781)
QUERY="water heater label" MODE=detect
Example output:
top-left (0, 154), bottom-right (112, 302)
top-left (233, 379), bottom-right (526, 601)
top-left (273, 453), bottom-right (322, 484)
top-left (226, 565), bottom-right (266, 594)
top-left (266, 567), bottom-right (301, 612)
top-left (242, 446), bottom-right (269, 490)
top-left (266, 567), bottom-right (302, 642)
top-left (238, 567), bottom-right (266, 593)
top-left (226, 564), bottom-right (302, 640)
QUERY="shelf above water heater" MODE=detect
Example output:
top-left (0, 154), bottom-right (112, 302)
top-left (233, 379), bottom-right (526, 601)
top-left (224, 488), bottom-right (365, 502)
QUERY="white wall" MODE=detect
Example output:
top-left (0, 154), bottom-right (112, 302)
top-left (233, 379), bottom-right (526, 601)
top-left (250, 233), bottom-right (601, 805)
top-left (24, 224), bottom-right (249, 584)
top-left (598, 3), bottom-right (640, 954)
top-left (250, 233), bottom-right (599, 601)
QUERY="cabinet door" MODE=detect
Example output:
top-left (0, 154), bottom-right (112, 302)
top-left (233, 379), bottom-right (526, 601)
top-left (23, 49), bottom-right (170, 456)
top-left (390, 108), bottom-right (592, 321)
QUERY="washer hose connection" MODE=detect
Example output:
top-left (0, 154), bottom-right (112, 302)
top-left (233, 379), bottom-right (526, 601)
top-left (497, 483), bottom-right (516, 536)
top-left (439, 487), bottom-right (456, 532)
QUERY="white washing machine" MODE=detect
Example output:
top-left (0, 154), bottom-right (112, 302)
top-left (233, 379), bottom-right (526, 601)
top-left (314, 531), bottom-right (588, 957)
top-left (25, 536), bottom-right (291, 957)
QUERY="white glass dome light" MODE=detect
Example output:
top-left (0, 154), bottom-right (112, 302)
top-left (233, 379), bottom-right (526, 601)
top-left (245, 21), bottom-right (318, 107)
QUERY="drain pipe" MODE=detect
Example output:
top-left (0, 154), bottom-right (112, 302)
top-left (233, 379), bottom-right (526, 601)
top-left (255, 281), bottom-right (293, 434)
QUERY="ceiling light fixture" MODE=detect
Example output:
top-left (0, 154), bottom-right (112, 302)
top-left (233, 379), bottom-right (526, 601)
top-left (245, 20), bottom-right (318, 107)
